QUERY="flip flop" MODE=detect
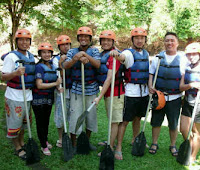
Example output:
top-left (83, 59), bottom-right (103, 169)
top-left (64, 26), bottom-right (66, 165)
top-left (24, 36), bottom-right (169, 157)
top-left (114, 151), bottom-right (123, 160)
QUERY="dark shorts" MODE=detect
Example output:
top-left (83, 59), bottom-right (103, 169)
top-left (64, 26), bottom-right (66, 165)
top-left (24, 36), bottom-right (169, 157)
top-left (123, 95), bottom-right (149, 121)
top-left (151, 97), bottom-right (181, 130)
top-left (181, 100), bottom-right (200, 123)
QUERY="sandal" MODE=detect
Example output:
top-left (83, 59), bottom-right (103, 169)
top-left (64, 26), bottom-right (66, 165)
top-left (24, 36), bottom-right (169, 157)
top-left (15, 148), bottom-right (26, 160)
top-left (114, 151), bottom-right (123, 160)
top-left (98, 141), bottom-right (107, 146)
top-left (56, 140), bottom-right (62, 148)
top-left (169, 146), bottom-right (178, 157)
top-left (149, 143), bottom-right (159, 155)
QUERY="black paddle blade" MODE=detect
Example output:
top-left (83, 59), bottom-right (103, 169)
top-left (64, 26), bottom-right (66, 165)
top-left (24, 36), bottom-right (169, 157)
top-left (177, 139), bottom-right (191, 166)
top-left (99, 145), bottom-right (114, 170)
top-left (75, 111), bottom-right (89, 133)
top-left (26, 138), bottom-right (40, 165)
top-left (132, 132), bottom-right (146, 156)
top-left (77, 132), bottom-right (90, 155)
top-left (62, 133), bottom-right (73, 162)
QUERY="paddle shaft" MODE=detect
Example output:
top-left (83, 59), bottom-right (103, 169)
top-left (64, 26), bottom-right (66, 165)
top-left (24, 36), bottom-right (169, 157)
top-left (58, 71), bottom-right (68, 133)
top-left (107, 58), bottom-right (116, 145)
top-left (142, 56), bottom-right (162, 132)
top-left (19, 63), bottom-right (32, 138)
top-left (81, 63), bottom-right (86, 112)
top-left (186, 90), bottom-right (200, 140)
top-left (62, 68), bottom-right (67, 107)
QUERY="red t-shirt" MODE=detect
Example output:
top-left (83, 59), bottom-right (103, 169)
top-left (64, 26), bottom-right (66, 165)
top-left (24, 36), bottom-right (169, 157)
top-left (104, 56), bottom-right (125, 98)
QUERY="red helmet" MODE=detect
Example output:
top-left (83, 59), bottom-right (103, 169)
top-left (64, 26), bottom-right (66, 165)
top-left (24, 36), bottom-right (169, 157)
top-left (99, 30), bottom-right (116, 41)
top-left (57, 35), bottom-right (71, 45)
top-left (185, 42), bottom-right (200, 54)
top-left (131, 28), bottom-right (147, 38)
top-left (152, 90), bottom-right (166, 110)
top-left (38, 42), bottom-right (53, 52)
top-left (77, 26), bottom-right (93, 36)
top-left (15, 29), bottom-right (31, 39)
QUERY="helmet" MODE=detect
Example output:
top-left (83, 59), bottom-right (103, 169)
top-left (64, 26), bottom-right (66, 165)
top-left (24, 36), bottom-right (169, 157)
top-left (77, 26), bottom-right (92, 36)
top-left (99, 30), bottom-right (116, 41)
top-left (38, 42), bottom-right (53, 52)
top-left (185, 42), bottom-right (200, 54)
top-left (57, 35), bottom-right (71, 45)
top-left (15, 29), bottom-right (31, 39)
top-left (152, 90), bottom-right (166, 110)
top-left (131, 28), bottom-right (147, 37)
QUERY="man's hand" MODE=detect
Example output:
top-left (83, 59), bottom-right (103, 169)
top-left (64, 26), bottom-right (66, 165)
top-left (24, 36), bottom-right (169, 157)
top-left (16, 67), bottom-right (25, 76)
top-left (80, 57), bottom-right (89, 64)
top-left (72, 51), bottom-right (85, 61)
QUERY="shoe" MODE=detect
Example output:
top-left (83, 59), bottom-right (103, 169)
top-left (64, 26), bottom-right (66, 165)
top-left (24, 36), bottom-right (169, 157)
top-left (41, 147), bottom-right (51, 156)
top-left (98, 141), bottom-right (107, 146)
top-left (149, 143), bottom-right (159, 155)
top-left (169, 146), bottom-right (178, 157)
top-left (56, 140), bottom-right (62, 148)
top-left (15, 148), bottom-right (26, 160)
top-left (46, 141), bottom-right (53, 149)
top-left (89, 143), bottom-right (97, 151)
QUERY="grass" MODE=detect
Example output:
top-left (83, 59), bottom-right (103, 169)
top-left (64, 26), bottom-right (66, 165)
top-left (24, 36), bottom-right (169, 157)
top-left (0, 88), bottom-right (198, 170)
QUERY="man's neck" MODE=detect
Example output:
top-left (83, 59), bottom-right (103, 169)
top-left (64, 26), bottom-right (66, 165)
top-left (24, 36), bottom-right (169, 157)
top-left (17, 49), bottom-right (27, 56)
top-left (79, 45), bottom-right (89, 52)
top-left (132, 46), bottom-right (142, 52)
top-left (166, 50), bottom-right (177, 56)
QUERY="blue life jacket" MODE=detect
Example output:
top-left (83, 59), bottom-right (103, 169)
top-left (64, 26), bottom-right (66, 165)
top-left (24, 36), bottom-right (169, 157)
top-left (54, 55), bottom-right (72, 89)
top-left (155, 51), bottom-right (181, 94)
top-left (184, 65), bottom-right (200, 96)
top-left (33, 63), bottom-right (57, 95)
top-left (71, 48), bottom-right (97, 83)
top-left (97, 49), bottom-right (124, 86)
top-left (124, 49), bottom-right (149, 84)
top-left (5, 51), bottom-right (35, 89)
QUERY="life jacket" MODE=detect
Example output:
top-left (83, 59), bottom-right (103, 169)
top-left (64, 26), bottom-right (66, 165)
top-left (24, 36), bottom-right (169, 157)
top-left (124, 49), bottom-right (149, 84)
top-left (97, 49), bottom-right (124, 86)
top-left (33, 62), bottom-right (57, 95)
top-left (71, 48), bottom-right (97, 83)
top-left (5, 51), bottom-right (35, 89)
top-left (155, 51), bottom-right (181, 94)
top-left (184, 65), bottom-right (200, 97)
top-left (54, 55), bottom-right (72, 89)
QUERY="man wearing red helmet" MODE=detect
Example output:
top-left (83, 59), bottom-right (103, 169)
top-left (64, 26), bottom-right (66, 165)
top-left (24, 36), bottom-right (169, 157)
top-left (52, 35), bottom-right (72, 148)
top-left (1, 29), bottom-right (35, 160)
top-left (110, 27), bottom-right (149, 160)
top-left (62, 26), bottom-right (100, 152)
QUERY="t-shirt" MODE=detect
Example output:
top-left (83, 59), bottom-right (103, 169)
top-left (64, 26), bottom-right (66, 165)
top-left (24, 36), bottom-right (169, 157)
top-left (149, 51), bottom-right (188, 101)
top-left (52, 55), bottom-right (70, 98)
top-left (67, 47), bottom-right (101, 95)
top-left (104, 56), bottom-right (125, 98)
top-left (122, 49), bottom-right (149, 97)
top-left (2, 51), bottom-right (33, 101)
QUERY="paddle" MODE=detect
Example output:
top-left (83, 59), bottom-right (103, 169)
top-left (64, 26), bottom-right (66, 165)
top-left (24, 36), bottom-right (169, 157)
top-left (99, 57), bottom-right (116, 170)
top-left (17, 60), bottom-right (40, 165)
top-left (57, 68), bottom-right (73, 162)
top-left (132, 55), bottom-right (163, 156)
top-left (77, 63), bottom-right (90, 155)
top-left (75, 102), bottom-right (96, 133)
top-left (177, 90), bottom-right (200, 165)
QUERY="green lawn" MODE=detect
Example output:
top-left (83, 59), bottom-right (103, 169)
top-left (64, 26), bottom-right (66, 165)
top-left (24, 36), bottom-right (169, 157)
top-left (0, 88), bottom-right (197, 170)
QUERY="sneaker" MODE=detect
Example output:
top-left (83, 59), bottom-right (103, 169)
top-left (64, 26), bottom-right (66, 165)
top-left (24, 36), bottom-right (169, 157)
top-left (41, 147), bottom-right (51, 156)
top-left (89, 143), bottom-right (97, 151)
top-left (46, 141), bottom-right (53, 149)
top-left (56, 140), bottom-right (62, 148)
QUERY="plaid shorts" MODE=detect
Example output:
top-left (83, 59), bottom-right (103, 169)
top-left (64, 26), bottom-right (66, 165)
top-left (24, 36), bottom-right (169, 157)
top-left (5, 97), bottom-right (31, 138)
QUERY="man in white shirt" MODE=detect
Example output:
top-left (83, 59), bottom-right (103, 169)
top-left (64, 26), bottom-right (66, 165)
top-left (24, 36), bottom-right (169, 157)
top-left (1, 29), bottom-right (34, 160)
top-left (110, 27), bottom-right (149, 160)
top-left (148, 32), bottom-right (186, 156)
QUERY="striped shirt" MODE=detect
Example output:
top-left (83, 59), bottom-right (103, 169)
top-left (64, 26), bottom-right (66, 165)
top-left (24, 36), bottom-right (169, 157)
top-left (67, 47), bottom-right (100, 95)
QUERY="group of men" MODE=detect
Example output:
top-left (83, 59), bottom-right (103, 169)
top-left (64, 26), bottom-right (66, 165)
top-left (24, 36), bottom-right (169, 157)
top-left (2, 25), bottom-right (198, 163)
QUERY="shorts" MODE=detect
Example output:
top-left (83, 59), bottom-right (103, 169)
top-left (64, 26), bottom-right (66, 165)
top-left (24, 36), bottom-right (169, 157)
top-left (5, 97), bottom-right (31, 138)
top-left (151, 97), bottom-right (181, 130)
top-left (123, 95), bottom-right (149, 121)
top-left (181, 100), bottom-right (200, 123)
top-left (104, 94), bottom-right (124, 123)
top-left (69, 92), bottom-right (97, 135)
top-left (54, 93), bottom-right (70, 128)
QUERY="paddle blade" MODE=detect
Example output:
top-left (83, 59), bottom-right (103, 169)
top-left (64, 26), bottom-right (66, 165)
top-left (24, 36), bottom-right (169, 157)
top-left (62, 133), bottom-right (73, 162)
top-left (99, 145), bottom-right (114, 170)
top-left (77, 132), bottom-right (90, 155)
top-left (75, 111), bottom-right (89, 133)
top-left (177, 139), bottom-right (191, 166)
top-left (26, 138), bottom-right (40, 165)
top-left (131, 132), bottom-right (146, 156)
